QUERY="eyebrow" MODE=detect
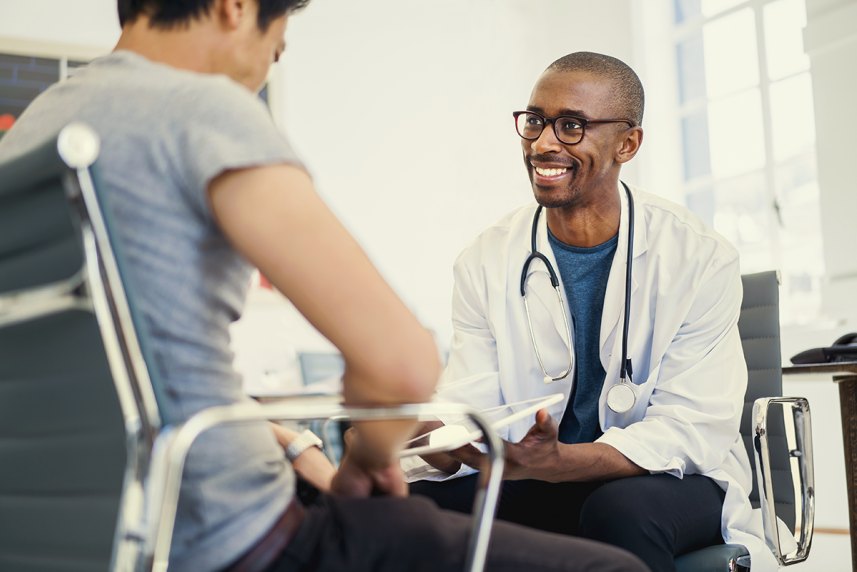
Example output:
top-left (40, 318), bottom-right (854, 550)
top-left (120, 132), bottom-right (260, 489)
top-left (526, 105), bottom-right (591, 119)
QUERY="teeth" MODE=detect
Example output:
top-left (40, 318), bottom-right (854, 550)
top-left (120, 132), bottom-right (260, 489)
top-left (534, 166), bottom-right (569, 177)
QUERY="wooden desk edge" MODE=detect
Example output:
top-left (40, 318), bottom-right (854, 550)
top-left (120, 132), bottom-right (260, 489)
top-left (782, 362), bottom-right (857, 378)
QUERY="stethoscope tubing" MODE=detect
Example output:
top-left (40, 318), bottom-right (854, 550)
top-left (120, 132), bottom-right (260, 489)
top-left (619, 182), bottom-right (634, 384)
top-left (520, 182), bottom-right (635, 394)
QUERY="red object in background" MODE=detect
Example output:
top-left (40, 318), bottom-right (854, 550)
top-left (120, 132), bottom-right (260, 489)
top-left (0, 114), bottom-right (15, 132)
top-left (258, 273), bottom-right (273, 290)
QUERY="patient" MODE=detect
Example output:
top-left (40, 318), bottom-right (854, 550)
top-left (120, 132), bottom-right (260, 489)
top-left (0, 1), bottom-right (649, 571)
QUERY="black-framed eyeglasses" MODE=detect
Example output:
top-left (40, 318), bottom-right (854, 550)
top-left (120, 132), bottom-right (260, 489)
top-left (512, 111), bottom-right (634, 145)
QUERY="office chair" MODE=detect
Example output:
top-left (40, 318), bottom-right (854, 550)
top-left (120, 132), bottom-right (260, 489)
top-left (674, 271), bottom-right (814, 572)
top-left (0, 122), bottom-right (504, 572)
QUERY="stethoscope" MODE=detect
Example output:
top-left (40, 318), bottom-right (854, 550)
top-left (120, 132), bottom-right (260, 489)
top-left (520, 182), bottom-right (636, 414)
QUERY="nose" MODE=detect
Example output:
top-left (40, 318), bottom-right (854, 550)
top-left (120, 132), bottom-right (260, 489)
top-left (532, 119), bottom-right (563, 154)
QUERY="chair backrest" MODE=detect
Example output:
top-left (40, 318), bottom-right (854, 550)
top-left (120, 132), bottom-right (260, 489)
top-left (0, 124), bottom-right (158, 572)
top-left (738, 271), bottom-right (796, 533)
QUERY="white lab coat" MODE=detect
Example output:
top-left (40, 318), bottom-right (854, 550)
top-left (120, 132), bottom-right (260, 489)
top-left (421, 183), bottom-right (777, 572)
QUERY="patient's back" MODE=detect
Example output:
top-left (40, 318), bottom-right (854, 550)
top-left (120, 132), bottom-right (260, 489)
top-left (0, 50), bottom-right (303, 572)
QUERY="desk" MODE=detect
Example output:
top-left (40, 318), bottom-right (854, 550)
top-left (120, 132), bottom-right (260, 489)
top-left (783, 362), bottom-right (857, 570)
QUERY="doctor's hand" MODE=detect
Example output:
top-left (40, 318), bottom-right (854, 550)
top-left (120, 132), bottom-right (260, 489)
top-left (413, 420), bottom-right (466, 475)
top-left (452, 410), bottom-right (648, 482)
top-left (450, 408), bottom-right (563, 482)
top-left (331, 428), bottom-right (409, 498)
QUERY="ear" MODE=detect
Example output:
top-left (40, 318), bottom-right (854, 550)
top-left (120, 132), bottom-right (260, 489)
top-left (615, 126), bottom-right (643, 164)
top-left (217, 0), bottom-right (249, 30)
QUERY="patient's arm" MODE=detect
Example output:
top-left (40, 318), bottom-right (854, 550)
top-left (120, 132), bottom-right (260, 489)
top-left (269, 423), bottom-right (335, 492)
top-left (209, 165), bottom-right (441, 491)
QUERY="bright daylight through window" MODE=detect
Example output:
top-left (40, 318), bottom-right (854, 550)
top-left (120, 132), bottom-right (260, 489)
top-left (674, 0), bottom-right (822, 325)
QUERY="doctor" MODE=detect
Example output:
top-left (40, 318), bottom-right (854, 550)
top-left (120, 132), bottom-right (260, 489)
top-left (409, 52), bottom-right (776, 572)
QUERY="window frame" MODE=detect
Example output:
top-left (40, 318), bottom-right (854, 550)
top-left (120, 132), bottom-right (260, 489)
top-left (645, 0), bottom-right (823, 326)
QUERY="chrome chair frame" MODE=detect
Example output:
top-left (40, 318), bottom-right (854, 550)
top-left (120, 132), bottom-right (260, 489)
top-left (2, 122), bottom-right (504, 572)
top-left (753, 397), bottom-right (814, 566)
top-left (140, 400), bottom-right (504, 572)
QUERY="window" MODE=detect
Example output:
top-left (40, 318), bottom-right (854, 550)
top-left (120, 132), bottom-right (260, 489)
top-left (673, 0), bottom-right (822, 325)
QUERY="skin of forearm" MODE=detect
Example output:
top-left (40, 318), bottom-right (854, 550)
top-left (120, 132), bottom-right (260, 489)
top-left (542, 442), bottom-right (647, 483)
top-left (342, 363), bottom-right (440, 469)
top-left (210, 165), bottom-right (441, 471)
top-left (427, 441), bottom-right (644, 482)
top-left (269, 423), bottom-right (336, 490)
top-left (347, 420), bottom-right (417, 469)
top-left (291, 447), bottom-right (336, 491)
top-left (444, 431), bottom-right (646, 482)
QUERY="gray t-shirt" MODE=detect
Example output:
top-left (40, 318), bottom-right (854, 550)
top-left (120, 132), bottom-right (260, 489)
top-left (0, 50), bottom-right (299, 572)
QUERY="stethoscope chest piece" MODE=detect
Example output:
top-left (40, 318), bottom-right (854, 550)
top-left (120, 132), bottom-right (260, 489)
top-left (606, 382), bottom-right (636, 414)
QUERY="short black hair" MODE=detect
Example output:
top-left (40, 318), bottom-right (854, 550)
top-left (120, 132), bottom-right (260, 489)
top-left (545, 52), bottom-right (644, 127)
top-left (118, 0), bottom-right (310, 31)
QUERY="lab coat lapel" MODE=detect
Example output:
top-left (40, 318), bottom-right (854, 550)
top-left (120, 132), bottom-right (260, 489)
top-left (600, 183), bottom-right (648, 366)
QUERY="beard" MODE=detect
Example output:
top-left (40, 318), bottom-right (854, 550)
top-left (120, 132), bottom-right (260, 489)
top-left (525, 153), bottom-right (585, 209)
top-left (529, 169), bottom-right (586, 209)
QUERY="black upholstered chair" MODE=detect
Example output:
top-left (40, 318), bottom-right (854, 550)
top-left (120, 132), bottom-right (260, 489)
top-left (674, 271), bottom-right (814, 571)
top-left (0, 123), bottom-right (504, 572)
top-left (0, 121), bottom-right (159, 572)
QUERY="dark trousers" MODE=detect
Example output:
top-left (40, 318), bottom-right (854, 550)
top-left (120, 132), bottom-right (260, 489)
top-left (410, 473), bottom-right (726, 572)
top-left (266, 493), bottom-right (649, 572)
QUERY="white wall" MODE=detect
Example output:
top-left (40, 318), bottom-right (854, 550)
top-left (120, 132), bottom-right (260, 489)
top-left (0, 0), bottom-right (120, 51)
top-left (0, 0), bottom-right (638, 350)
top-left (630, 0), bottom-right (685, 206)
top-left (277, 0), bottom-right (637, 349)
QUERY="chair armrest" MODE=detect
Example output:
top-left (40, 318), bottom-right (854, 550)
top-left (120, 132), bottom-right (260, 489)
top-left (752, 396), bottom-right (815, 566)
top-left (140, 398), bottom-right (504, 572)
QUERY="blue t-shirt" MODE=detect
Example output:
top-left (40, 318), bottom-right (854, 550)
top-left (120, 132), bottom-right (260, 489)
top-left (548, 230), bottom-right (618, 444)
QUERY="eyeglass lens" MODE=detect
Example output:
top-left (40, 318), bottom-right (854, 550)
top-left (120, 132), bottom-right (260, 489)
top-left (516, 113), bottom-right (585, 145)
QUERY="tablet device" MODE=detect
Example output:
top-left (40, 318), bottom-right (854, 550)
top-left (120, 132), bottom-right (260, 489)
top-left (398, 393), bottom-right (564, 458)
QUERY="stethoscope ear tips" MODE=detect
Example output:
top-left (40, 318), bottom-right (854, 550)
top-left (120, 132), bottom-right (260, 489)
top-left (543, 376), bottom-right (554, 384)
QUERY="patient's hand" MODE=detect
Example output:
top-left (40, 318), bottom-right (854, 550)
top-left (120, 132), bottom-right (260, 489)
top-left (331, 428), bottom-right (408, 498)
top-left (269, 423), bottom-right (336, 492)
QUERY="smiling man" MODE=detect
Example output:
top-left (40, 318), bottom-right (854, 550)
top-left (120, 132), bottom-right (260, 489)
top-left (409, 52), bottom-right (777, 572)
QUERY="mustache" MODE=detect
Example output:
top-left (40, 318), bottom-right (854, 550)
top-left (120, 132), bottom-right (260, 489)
top-left (527, 154), bottom-right (577, 169)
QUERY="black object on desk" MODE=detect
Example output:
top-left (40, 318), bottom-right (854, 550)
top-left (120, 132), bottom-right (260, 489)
top-left (791, 333), bottom-right (857, 364)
